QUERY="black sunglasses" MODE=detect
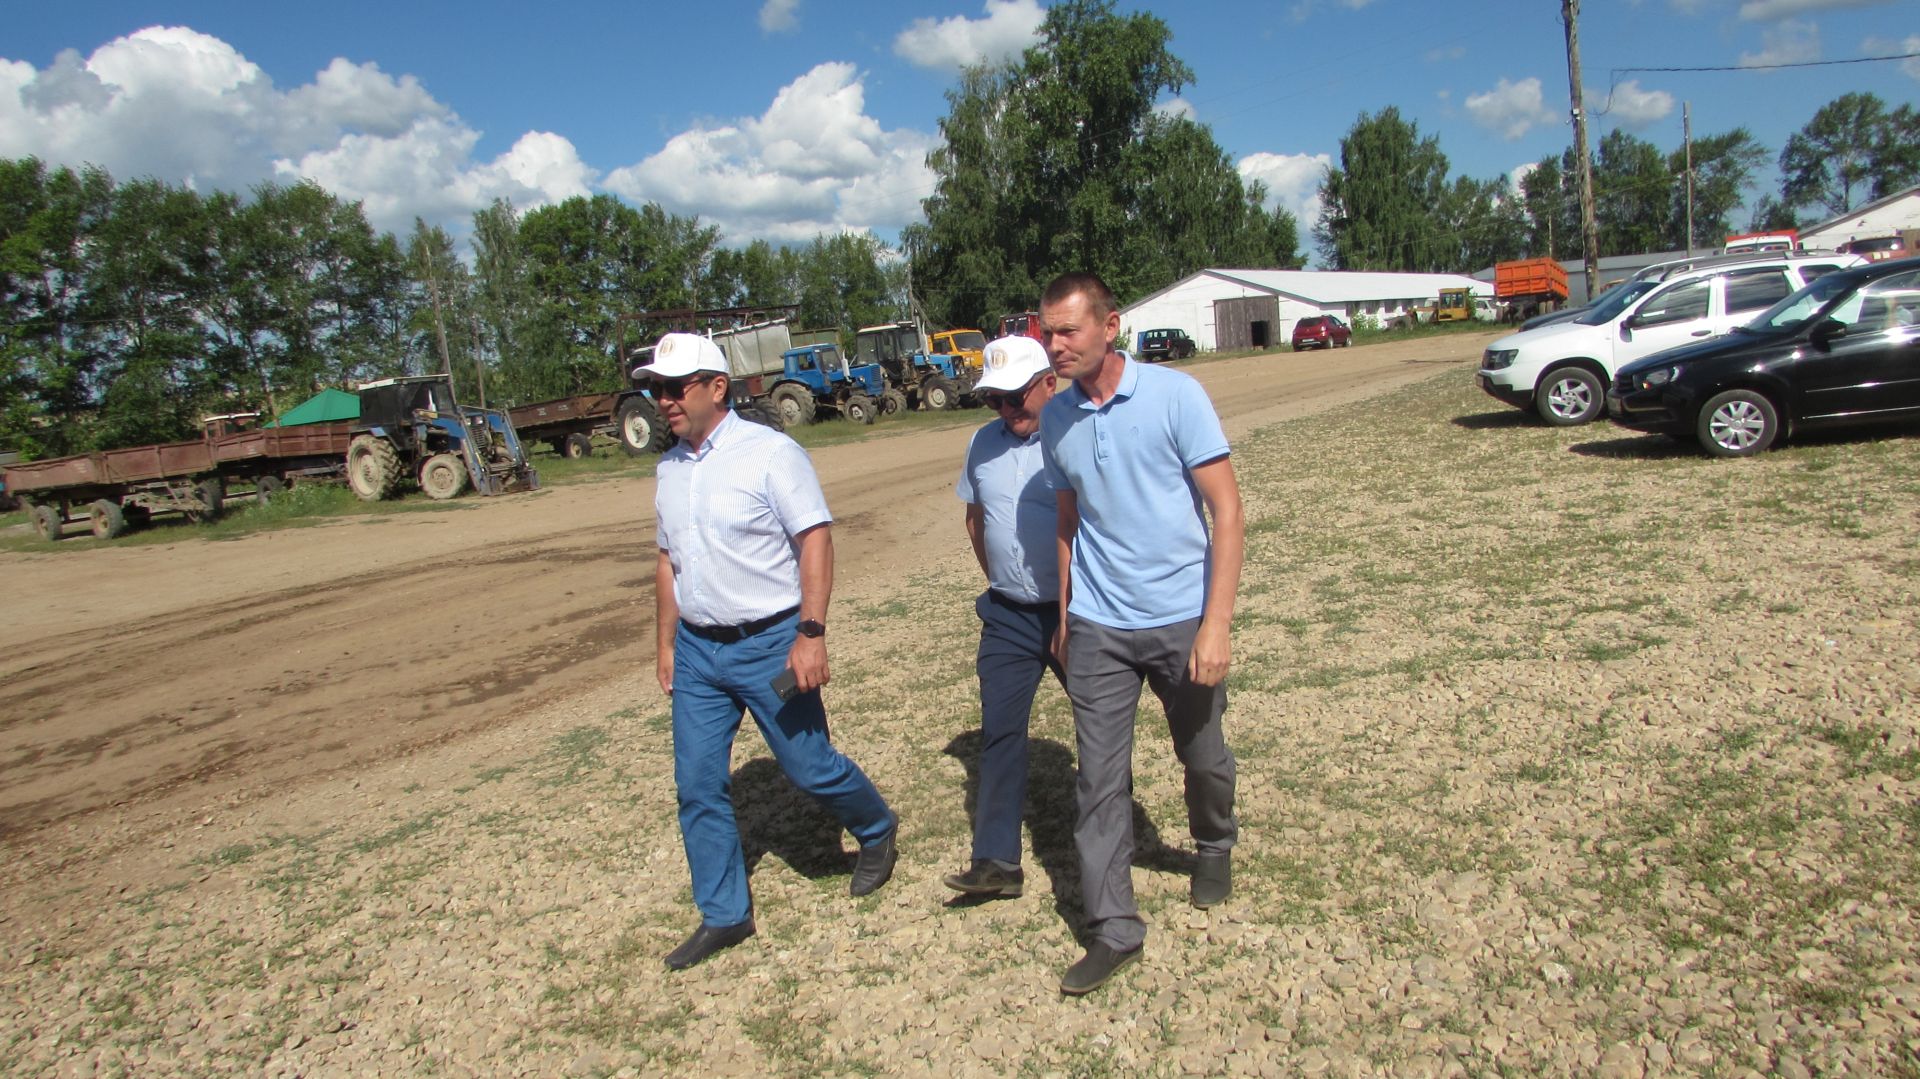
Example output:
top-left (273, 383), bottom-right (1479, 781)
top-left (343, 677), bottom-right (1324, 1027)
top-left (655, 374), bottom-right (720, 399)
top-left (982, 376), bottom-right (1046, 410)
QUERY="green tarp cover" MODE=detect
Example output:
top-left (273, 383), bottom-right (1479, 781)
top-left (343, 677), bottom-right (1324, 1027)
top-left (268, 388), bottom-right (359, 427)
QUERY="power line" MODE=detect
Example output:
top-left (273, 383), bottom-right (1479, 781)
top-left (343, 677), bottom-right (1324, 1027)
top-left (1613, 51), bottom-right (1920, 75)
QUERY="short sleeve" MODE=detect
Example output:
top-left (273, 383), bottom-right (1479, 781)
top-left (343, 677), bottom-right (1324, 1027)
top-left (955, 429), bottom-right (981, 503)
top-left (765, 439), bottom-right (833, 536)
top-left (1040, 405), bottom-right (1069, 492)
top-left (1171, 375), bottom-right (1230, 469)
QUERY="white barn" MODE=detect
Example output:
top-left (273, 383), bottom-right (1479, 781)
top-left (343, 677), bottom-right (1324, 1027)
top-left (1800, 184), bottom-right (1920, 251)
top-left (1119, 269), bottom-right (1489, 352)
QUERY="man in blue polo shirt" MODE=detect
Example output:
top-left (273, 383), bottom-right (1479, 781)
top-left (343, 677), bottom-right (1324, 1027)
top-left (946, 335), bottom-right (1063, 899)
top-left (1038, 273), bottom-right (1245, 996)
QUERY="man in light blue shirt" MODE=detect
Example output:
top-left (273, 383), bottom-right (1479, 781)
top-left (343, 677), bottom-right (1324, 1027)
top-left (945, 335), bottom-right (1064, 900)
top-left (642, 333), bottom-right (898, 972)
top-left (1039, 273), bottom-right (1245, 996)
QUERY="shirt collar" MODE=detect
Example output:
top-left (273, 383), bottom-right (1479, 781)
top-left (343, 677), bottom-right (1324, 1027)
top-left (1071, 351), bottom-right (1137, 411)
top-left (687, 408), bottom-right (740, 458)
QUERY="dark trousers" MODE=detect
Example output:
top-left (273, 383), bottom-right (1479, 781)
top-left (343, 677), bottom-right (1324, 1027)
top-left (971, 590), bottom-right (1064, 866)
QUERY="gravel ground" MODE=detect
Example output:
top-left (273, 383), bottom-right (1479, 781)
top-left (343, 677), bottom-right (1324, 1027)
top-left (5, 367), bottom-right (1919, 1078)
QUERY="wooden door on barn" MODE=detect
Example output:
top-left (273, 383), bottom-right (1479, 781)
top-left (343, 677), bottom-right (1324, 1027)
top-left (1211, 296), bottom-right (1281, 351)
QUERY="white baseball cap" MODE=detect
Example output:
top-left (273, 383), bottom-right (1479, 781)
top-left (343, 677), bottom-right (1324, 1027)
top-left (634, 333), bottom-right (728, 380)
top-left (975, 335), bottom-right (1051, 393)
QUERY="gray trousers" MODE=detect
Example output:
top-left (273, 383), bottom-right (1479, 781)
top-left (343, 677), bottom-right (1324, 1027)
top-left (1065, 614), bottom-right (1237, 950)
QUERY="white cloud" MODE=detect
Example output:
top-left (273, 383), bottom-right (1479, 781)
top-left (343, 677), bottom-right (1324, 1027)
top-left (1425, 45), bottom-right (1466, 62)
top-left (1602, 79), bottom-right (1674, 128)
top-left (604, 62), bottom-right (936, 243)
top-left (1154, 96), bottom-right (1197, 122)
top-left (1738, 0), bottom-right (1887, 20)
top-left (0, 25), bottom-right (591, 236)
top-left (1740, 18), bottom-right (1821, 65)
top-left (1508, 161), bottom-right (1540, 195)
top-left (1864, 33), bottom-right (1920, 80)
top-left (1237, 151), bottom-right (1330, 228)
top-left (759, 0), bottom-right (800, 34)
top-left (1465, 77), bottom-right (1559, 140)
top-left (894, 0), bottom-right (1044, 72)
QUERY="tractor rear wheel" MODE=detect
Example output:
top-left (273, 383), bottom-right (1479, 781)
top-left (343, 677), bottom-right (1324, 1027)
top-left (843, 393), bottom-right (877, 425)
top-left (921, 376), bottom-right (957, 411)
top-left (255, 475), bottom-right (285, 505)
top-left (419, 453), bottom-right (469, 500)
top-left (772, 383), bottom-right (817, 427)
top-left (562, 432), bottom-right (593, 459)
top-left (348, 435), bottom-right (403, 501)
top-left (31, 503), bottom-right (62, 541)
top-left (879, 388), bottom-right (908, 416)
top-left (88, 499), bottom-right (126, 540)
top-left (617, 397), bottom-right (671, 455)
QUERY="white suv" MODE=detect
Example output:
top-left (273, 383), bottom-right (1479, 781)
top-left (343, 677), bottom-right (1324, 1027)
top-left (1477, 253), bottom-right (1861, 425)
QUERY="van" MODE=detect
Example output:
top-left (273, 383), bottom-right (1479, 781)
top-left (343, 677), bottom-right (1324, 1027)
top-left (1476, 252), bottom-right (1860, 425)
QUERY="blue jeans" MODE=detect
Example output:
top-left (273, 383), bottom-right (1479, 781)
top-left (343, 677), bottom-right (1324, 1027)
top-left (972, 590), bottom-right (1064, 865)
top-left (672, 612), bottom-right (894, 927)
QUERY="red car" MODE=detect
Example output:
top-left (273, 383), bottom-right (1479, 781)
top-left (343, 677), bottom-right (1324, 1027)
top-left (1291, 315), bottom-right (1352, 350)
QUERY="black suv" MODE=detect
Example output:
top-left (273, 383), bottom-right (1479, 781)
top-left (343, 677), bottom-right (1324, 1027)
top-left (1607, 258), bottom-right (1920, 456)
top-left (1138, 328), bottom-right (1196, 361)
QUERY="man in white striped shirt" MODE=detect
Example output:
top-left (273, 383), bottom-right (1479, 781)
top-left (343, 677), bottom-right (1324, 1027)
top-left (642, 333), bottom-right (898, 972)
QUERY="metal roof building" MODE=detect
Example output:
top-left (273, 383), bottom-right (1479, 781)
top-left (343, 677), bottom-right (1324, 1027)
top-left (1119, 269), bottom-right (1488, 353)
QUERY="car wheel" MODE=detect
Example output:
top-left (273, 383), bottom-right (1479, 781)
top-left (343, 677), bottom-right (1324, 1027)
top-left (1535, 366), bottom-right (1603, 426)
top-left (1696, 389), bottom-right (1778, 457)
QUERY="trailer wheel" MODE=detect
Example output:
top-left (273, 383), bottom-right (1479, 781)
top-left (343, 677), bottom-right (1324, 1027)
top-left (879, 389), bottom-right (908, 416)
top-left (31, 503), bottom-right (61, 541)
top-left (562, 432), bottom-right (593, 459)
top-left (88, 499), bottom-right (127, 540)
top-left (843, 393), bottom-right (877, 426)
top-left (255, 476), bottom-right (285, 505)
top-left (419, 453), bottom-right (469, 500)
top-left (617, 397), bottom-right (670, 456)
top-left (348, 435), bottom-right (403, 501)
top-left (188, 477), bottom-right (225, 523)
top-left (921, 376), bottom-right (957, 411)
top-left (772, 384), bottom-right (817, 427)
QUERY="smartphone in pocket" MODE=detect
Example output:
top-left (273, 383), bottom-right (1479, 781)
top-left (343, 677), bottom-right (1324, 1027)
top-left (770, 667), bottom-right (800, 702)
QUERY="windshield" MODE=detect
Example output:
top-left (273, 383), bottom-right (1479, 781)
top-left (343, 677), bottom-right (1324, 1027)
top-left (948, 330), bottom-right (985, 351)
top-left (1745, 272), bottom-right (1859, 333)
top-left (1573, 280), bottom-right (1658, 325)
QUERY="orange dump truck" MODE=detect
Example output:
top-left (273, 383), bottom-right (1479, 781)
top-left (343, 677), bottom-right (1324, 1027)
top-left (1493, 258), bottom-right (1570, 322)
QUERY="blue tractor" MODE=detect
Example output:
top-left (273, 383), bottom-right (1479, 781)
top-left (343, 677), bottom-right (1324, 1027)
top-left (764, 344), bottom-right (887, 427)
top-left (854, 322), bottom-right (973, 412)
top-left (347, 375), bottom-right (540, 501)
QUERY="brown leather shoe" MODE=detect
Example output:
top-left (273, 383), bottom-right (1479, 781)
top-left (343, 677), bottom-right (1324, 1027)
top-left (943, 860), bottom-right (1024, 897)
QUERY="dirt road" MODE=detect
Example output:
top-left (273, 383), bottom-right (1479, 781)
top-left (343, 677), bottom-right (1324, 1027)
top-left (0, 333), bottom-right (1498, 847)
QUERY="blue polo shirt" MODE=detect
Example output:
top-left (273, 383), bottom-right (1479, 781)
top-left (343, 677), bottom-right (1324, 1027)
top-left (955, 420), bottom-right (1058, 604)
top-left (1040, 356), bottom-right (1229, 629)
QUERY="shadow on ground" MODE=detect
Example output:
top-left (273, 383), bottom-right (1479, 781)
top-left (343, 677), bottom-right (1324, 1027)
top-left (1450, 410), bottom-right (1535, 430)
top-left (1567, 434), bottom-right (1697, 459)
top-left (733, 757), bottom-right (866, 881)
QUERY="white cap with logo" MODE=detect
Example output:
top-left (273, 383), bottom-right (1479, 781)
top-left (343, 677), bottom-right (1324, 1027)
top-left (634, 332), bottom-right (729, 380)
top-left (975, 335), bottom-right (1051, 393)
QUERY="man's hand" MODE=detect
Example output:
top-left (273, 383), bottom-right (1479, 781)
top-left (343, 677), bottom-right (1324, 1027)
top-left (788, 633), bottom-right (830, 693)
top-left (657, 643), bottom-right (675, 696)
top-left (1051, 620), bottom-right (1069, 669)
top-left (1187, 619), bottom-right (1232, 687)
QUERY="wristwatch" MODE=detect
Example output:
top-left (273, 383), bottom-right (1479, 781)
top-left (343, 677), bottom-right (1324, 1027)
top-left (797, 619), bottom-right (827, 638)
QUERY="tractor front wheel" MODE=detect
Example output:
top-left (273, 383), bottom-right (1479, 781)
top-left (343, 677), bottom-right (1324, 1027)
top-left (843, 393), bottom-right (877, 425)
top-left (921, 376), bottom-right (957, 411)
top-left (420, 453), bottom-right (469, 500)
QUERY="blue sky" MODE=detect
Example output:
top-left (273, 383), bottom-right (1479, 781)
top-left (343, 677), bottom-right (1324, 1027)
top-left (3, 0), bottom-right (1915, 255)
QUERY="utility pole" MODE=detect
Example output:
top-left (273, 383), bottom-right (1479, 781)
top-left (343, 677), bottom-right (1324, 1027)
top-left (1562, 0), bottom-right (1601, 300)
top-left (1683, 102), bottom-right (1695, 257)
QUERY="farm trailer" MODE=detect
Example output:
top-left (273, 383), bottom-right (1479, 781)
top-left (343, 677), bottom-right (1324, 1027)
top-left (5, 419), bottom-right (351, 540)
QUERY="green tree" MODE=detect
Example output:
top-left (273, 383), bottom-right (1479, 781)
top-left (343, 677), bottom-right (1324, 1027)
top-left (0, 159), bottom-right (114, 456)
top-left (915, 0), bottom-right (1287, 328)
top-left (1778, 92), bottom-right (1913, 217)
top-left (1317, 107), bottom-right (1453, 271)
top-left (1591, 130), bottom-right (1671, 255)
top-left (1671, 128), bottom-right (1768, 249)
top-left (1519, 153), bottom-right (1578, 260)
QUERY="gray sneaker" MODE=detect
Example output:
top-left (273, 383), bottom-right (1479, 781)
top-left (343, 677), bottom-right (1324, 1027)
top-left (1060, 941), bottom-right (1141, 995)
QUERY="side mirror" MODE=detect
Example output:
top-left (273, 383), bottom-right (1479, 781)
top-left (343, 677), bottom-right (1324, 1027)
top-left (1810, 318), bottom-right (1848, 343)
top-left (1619, 321), bottom-right (1634, 342)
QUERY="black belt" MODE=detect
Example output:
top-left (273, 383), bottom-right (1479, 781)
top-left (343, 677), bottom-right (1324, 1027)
top-left (989, 590), bottom-right (1059, 614)
top-left (682, 606), bottom-right (799, 643)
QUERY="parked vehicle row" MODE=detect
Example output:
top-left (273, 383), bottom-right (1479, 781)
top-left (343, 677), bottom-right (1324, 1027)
top-left (1478, 251), bottom-right (1862, 427)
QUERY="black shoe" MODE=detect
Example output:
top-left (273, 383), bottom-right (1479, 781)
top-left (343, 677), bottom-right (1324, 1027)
top-left (1060, 941), bottom-right (1141, 995)
top-left (664, 919), bottom-right (755, 971)
top-left (1191, 851), bottom-right (1231, 909)
top-left (943, 860), bottom-right (1024, 897)
top-left (850, 821), bottom-right (898, 897)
